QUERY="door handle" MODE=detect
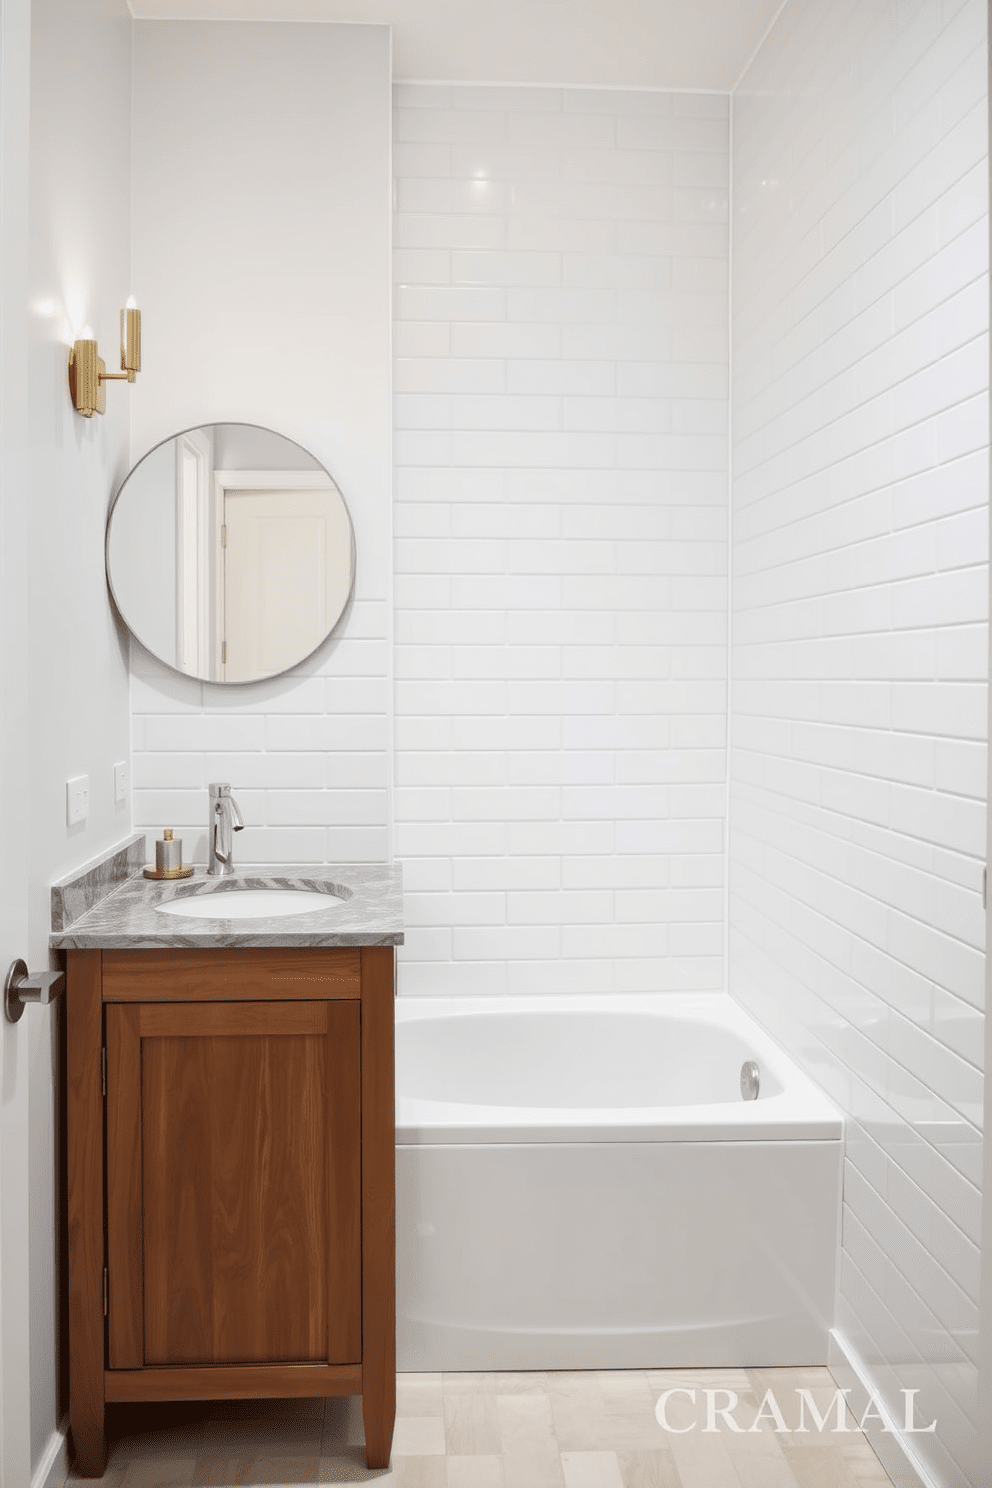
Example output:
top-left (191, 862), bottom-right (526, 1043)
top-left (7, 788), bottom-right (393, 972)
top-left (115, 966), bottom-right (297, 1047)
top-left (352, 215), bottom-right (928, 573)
top-left (4, 959), bottom-right (65, 1023)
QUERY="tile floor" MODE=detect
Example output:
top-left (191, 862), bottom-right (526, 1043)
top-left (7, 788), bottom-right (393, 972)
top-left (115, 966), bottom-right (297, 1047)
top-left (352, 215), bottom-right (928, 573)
top-left (69, 1369), bottom-right (895, 1488)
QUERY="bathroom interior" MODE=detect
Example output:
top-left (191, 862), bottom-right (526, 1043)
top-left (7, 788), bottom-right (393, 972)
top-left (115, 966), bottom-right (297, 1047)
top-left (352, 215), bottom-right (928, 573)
top-left (2, 0), bottom-right (990, 1487)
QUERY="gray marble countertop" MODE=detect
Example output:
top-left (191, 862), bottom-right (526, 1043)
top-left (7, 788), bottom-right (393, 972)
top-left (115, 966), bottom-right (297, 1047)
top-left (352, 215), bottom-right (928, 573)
top-left (50, 863), bottom-right (404, 950)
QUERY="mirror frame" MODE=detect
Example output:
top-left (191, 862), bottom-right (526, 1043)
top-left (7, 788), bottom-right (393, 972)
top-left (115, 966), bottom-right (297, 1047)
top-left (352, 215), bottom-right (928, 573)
top-left (106, 421), bottom-right (357, 685)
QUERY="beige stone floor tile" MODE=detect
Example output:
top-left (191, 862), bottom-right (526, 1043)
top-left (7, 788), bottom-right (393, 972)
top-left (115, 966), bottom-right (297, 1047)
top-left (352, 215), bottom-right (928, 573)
top-left (130, 1408), bottom-right (321, 1463)
top-left (444, 1388), bottom-right (502, 1456)
top-left (318, 1448), bottom-right (388, 1483)
top-left (376, 1458), bottom-right (448, 1488)
top-left (748, 1368), bottom-right (834, 1387)
top-left (498, 1445), bottom-right (565, 1488)
top-left (322, 1399), bottom-right (366, 1453)
top-left (729, 1459), bottom-right (799, 1488)
top-left (495, 1396), bottom-right (558, 1455)
top-left (560, 1450), bottom-right (624, 1488)
top-left (778, 1445), bottom-right (864, 1488)
top-left (714, 1396), bottom-right (796, 1456)
top-left (191, 1429), bottom-right (322, 1461)
top-left (648, 1372), bottom-right (752, 1397)
top-left (552, 1405), bottom-right (667, 1454)
top-left (245, 1455), bottom-right (320, 1485)
top-left (210, 1403), bottom-right (324, 1426)
top-left (112, 1440), bottom-right (203, 1464)
top-left (190, 1455), bottom-right (255, 1486)
top-left (546, 1375), bottom-right (598, 1399)
top-left (494, 1376), bottom-right (548, 1396)
top-left (838, 1442), bottom-right (891, 1482)
top-left (444, 1455), bottom-right (505, 1488)
top-left (68, 1470), bottom-right (127, 1488)
top-left (614, 1449), bottom-right (682, 1488)
top-left (108, 1419), bottom-right (208, 1461)
top-left (746, 1374), bottom-right (858, 1435)
top-left (443, 1376), bottom-right (497, 1395)
top-left (667, 1432), bottom-right (743, 1488)
top-left (651, 1388), bottom-right (704, 1438)
top-left (398, 1378), bottom-right (444, 1419)
top-left (120, 1462), bottom-right (197, 1488)
top-left (549, 1375), bottom-right (645, 1452)
top-left (391, 1419), bottom-right (448, 1458)
top-left (596, 1373), bottom-right (654, 1408)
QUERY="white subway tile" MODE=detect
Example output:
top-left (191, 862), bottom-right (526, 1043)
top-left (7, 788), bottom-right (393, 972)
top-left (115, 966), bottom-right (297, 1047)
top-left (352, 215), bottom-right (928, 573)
top-left (267, 790), bottom-right (387, 827)
top-left (453, 925), bottom-right (560, 959)
top-left (449, 855), bottom-right (558, 892)
top-left (405, 891), bottom-right (506, 926)
top-left (397, 108), bottom-right (505, 143)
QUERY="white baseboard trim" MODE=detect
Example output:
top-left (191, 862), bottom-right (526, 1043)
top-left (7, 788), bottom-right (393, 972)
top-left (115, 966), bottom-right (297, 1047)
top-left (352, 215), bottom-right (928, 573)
top-left (829, 1331), bottom-right (937, 1488)
top-left (32, 1418), bottom-right (69, 1488)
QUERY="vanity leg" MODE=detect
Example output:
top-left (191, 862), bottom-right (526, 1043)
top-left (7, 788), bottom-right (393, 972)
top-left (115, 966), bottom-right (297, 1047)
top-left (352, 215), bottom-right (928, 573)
top-left (360, 947), bottom-right (395, 1469)
top-left (66, 951), bottom-right (107, 1477)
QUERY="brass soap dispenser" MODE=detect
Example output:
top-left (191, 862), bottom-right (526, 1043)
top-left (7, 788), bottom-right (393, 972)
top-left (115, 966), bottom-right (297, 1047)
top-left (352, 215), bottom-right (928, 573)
top-left (144, 827), bottom-right (193, 881)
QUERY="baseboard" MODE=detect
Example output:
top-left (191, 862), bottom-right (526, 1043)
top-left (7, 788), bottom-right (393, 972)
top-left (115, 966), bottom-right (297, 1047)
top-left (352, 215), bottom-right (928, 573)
top-left (829, 1331), bottom-right (937, 1488)
top-left (33, 1419), bottom-right (70, 1488)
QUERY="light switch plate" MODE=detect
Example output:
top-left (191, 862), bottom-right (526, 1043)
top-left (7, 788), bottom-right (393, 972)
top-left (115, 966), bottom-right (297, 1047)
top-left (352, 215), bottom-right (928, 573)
top-left (114, 761), bottom-right (129, 805)
top-left (66, 775), bottom-right (89, 826)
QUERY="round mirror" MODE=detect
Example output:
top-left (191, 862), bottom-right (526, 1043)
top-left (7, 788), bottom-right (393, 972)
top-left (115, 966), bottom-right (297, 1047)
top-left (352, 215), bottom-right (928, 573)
top-left (107, 423), bottom-right (355, 684)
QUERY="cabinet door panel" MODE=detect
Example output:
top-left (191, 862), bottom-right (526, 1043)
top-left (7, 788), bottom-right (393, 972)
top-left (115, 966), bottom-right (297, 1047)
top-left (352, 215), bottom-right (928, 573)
top-left (106, 1000), bottom-right (361, 1370)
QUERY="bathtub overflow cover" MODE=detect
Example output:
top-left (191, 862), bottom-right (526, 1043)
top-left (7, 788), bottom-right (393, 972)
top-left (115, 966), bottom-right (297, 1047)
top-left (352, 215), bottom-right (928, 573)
top-left (740, 1061), bottom-right (760, 1101)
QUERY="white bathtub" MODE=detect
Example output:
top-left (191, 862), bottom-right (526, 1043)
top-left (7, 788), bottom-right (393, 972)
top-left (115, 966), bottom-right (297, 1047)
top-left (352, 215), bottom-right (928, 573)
top-left (396, 994), bottom-right (843, 1371)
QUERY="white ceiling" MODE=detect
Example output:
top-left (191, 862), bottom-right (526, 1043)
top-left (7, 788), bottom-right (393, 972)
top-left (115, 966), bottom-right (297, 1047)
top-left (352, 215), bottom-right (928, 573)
top-left (125, 0), bottom-right (786, 91)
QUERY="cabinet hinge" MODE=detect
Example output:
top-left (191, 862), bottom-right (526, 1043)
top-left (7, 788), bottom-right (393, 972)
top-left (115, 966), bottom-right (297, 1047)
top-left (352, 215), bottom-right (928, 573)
top-left (221, 524), bottom-right (227, 548)
top-left (103, 1267), bottom-right (108, 1317)
top-left (101, 1047), bottom-right (106, 1097)
top-left (221, 640), bottom-right (227, 664)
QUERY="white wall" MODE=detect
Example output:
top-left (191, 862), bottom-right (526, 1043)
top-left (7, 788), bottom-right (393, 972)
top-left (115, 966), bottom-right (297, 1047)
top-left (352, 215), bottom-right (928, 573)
top-left (393, 84), bottom-right (729, 995)
top-left (129, 20), bottom-right (393, 866)
top-left (1, 8), bottom-right (35, 1484)
top-left (730, 3), bottom-right (988, 1485)
top-left (27, 0), bottom-right (134, 1470)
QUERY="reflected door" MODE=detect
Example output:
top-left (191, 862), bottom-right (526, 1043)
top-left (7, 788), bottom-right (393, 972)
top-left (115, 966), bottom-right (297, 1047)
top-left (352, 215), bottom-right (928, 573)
top-left (221, 487), bottom-right (353, 682)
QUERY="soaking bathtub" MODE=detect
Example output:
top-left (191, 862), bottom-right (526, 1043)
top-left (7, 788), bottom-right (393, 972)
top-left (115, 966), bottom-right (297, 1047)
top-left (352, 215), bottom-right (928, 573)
top-left (395, 993), bottom-right (843, 1371)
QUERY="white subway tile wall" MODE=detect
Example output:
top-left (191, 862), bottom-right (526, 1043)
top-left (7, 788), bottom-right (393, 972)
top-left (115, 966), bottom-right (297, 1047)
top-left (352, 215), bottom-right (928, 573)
top-left (730, 3), bottom-right (987, 1486)
top-left (393, 84), bottom-right (730, 995)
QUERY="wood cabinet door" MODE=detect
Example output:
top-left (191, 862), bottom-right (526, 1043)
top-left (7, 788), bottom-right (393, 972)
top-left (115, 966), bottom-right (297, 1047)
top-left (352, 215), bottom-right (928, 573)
top-left (106, 1001), bottom-right (361, 1369)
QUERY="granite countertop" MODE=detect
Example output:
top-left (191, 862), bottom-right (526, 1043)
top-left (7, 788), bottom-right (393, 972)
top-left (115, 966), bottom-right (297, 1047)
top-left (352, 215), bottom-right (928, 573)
top-left (50, 863), bottom-right (404, 950)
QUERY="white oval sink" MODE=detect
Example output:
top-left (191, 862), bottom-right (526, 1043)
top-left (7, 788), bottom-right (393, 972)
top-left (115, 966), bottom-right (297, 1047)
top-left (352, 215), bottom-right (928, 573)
top-left (156, 888), bottom-right (342, 920)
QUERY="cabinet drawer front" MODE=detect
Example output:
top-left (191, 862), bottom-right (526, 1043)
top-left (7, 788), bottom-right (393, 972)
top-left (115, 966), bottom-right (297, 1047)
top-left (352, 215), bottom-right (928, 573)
top-left (107, 1000), bottom-right (361, 1370)
top-left (102, 949), bottom-right (361, 1001)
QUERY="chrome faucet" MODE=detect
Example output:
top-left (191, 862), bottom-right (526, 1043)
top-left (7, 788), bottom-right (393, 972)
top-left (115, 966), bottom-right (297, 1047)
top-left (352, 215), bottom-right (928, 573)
top-left (207, 782), bottom-right (245, 875)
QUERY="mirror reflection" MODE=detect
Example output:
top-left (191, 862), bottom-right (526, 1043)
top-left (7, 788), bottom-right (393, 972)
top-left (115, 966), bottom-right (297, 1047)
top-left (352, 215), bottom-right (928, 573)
top-left (107, 423), bottom-right (355, 684)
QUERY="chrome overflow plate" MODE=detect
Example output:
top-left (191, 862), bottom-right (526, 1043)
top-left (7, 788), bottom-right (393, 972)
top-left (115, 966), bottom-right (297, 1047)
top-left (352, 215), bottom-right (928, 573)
top-left (740, 1060), bottom-right (760, 1101)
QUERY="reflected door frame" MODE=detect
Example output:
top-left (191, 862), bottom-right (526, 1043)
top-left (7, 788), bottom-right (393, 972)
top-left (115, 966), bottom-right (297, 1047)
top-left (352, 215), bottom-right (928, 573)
top-left (175, 429), bottom-right (213, 678)
top-left (211, 470), bottom-right (336, 682)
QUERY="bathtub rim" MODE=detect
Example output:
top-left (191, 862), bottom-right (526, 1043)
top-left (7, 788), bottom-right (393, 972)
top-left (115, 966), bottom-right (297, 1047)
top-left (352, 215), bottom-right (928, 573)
top-left (395, 992), bottom-right (844, 1144)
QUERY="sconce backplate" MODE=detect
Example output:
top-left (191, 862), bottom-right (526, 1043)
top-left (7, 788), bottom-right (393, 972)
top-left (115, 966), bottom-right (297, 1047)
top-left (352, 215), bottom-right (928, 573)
top-left (68, 340), bottom-right (107, 418)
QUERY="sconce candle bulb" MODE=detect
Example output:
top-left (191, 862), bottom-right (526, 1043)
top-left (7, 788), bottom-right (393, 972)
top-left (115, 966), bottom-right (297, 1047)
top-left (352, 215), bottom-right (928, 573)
top-left (68, 300), bottom-right (142, 417)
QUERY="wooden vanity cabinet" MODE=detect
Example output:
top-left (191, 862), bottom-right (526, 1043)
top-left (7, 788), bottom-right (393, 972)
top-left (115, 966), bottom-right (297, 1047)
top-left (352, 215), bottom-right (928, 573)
top-left (66, 946), bottom-right (395, 1477)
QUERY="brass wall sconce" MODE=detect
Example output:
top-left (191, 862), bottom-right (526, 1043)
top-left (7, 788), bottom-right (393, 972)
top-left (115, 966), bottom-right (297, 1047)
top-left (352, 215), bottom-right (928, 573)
top-left (68, 298), bottom-right (141, 417)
